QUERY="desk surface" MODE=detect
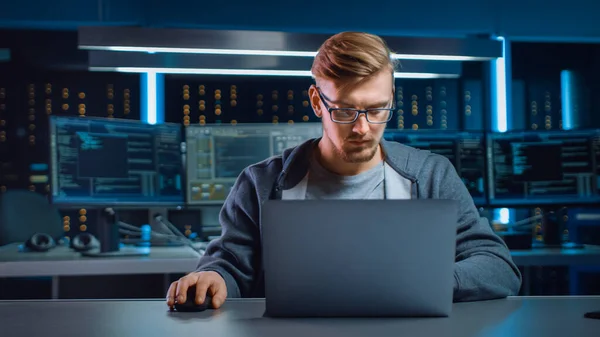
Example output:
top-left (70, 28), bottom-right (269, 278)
top-left (1, 297), bottom-right (599, 337)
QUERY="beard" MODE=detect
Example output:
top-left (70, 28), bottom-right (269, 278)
top-left (330, 134), bottom-right (380, 163)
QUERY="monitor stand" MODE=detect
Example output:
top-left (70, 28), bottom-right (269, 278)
top-left (81, 208), bottom-right (150, 258)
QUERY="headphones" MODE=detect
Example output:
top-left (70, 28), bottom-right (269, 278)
top-left (21, 232), bottom-right (99, 253)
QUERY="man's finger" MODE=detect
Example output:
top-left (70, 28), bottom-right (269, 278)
top-left (194, 276), bottom-right (211, 305)
top-left (209, 282), bottom-right (227, 308)
top-left (166, 281), bottom-right (178, 307)
top-left (175, 277), bottom-right (191, 304)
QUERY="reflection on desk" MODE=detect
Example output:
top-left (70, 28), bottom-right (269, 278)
top-left (1, 297), bottom-right (599, 337)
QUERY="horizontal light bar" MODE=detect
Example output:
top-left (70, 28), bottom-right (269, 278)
top-left (95, 46), bottom-right (484, 61)
top-left (79, 27), bottom-right (502, 61)
top-left (393, 54), bottom-right (486, 61)
top-left (90, 67), bottom-right (460, 79)
top-left (87, 51), bottom-right (462, 78)
top-left (98, 46), bottom-right (318, 57)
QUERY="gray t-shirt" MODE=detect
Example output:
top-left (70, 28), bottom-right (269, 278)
top-left (304, 157), bottom-right (385, 200)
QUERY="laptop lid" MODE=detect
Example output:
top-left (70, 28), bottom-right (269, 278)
top-left (261, 199), bottom-right (458, 317)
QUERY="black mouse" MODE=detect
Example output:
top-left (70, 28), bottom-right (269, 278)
top-left (173, 286), bottom-right (214, 312)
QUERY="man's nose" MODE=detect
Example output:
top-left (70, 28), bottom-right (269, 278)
top-left (352, 114), bottom-right (370, 135)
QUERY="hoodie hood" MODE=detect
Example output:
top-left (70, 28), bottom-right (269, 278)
top-left (272, 137), bottom-right (433, 198)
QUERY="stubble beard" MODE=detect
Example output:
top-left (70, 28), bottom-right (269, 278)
top-left (329, 134), bottom-right (379, 163)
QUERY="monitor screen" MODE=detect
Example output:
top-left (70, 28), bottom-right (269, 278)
top-left (49, 116), bottom-right (184, 207)
top-left (487, 130), bottom-right (600, 206)
top-left (383, 130), bottom-right (487, 205)
top-left (185, 123), bottom-right (322, 205)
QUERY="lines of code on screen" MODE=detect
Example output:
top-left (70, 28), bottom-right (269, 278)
top-left (185, 123), bottom-right (323, 205)
top-left (488, 130), bottom-right (600, 206)
top-left (213, 135), bottom-right (270, 179)
top-left (383, 130), bottom-right (487, 205)
top-left (50, 117), bottom-right (184, 206)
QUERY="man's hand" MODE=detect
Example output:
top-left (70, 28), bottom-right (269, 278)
top-left (166, 271), bottom-right (227, 310)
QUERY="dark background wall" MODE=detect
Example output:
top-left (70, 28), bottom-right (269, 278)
top-left (2, 0), bottom-right (600, 298)
top-left (3, 0), bottom-right (600, 42)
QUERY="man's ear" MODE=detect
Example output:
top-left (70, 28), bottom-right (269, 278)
top-left (308, 85), bottom-right (323, 118)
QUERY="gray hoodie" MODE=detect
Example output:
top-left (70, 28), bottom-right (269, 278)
top-left (195, 138), bottom-right (522, 302)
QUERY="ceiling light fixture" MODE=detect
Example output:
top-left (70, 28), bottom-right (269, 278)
top-left (87, 51), bottom-right (462, 79)
top-left (79, 27), bottom-right (502, 62)
top-left (90, 67), bottom-right (459, 79)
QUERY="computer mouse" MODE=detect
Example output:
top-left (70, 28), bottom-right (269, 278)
top-left (173, 286), bottom-right (214, 312)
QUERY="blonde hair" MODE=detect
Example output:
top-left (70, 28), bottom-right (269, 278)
top-left (311, 32), bottom-right (399, 89)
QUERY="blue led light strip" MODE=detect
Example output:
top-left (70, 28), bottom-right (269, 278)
top-left (140, 71), bottom-right (165, 125)
top-left (490, 36), bottom-right (510, 133)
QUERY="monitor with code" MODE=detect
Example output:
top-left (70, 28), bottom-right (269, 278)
top-left (49, 116), bottom-right (184, 207)
top-left (383, 130), bottom-right (487, 205)
top-left (487, 130), bottom-right (600, 206)
top-left (185, 123), bottom-right (322, 205)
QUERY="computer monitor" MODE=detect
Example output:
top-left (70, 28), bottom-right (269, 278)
top-left (487, 129), bottom-right (600, 206)
top-left (49, 116), bottom-right (185, 208)
top-left (383, 130), bottom-right (487, 205)
top-left (185, 123), bottom-right (323, 205)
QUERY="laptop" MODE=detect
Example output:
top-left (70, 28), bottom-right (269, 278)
top-left (260, 199), bottom-right (458, 318)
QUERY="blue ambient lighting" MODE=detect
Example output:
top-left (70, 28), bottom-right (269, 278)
top-left (561, 70), bottom-right (574, 130)
top-left (499, 208), bottom-right (510, 225)
top-left (490, 36), bottom-right (508, 133)
top-left (140, 71), bottom-right (165, 125)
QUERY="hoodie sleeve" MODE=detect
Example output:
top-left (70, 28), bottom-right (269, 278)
top-left (424, 155), bottom-right (522, 302)
top-left (194, 168), bottom-right (261, 298)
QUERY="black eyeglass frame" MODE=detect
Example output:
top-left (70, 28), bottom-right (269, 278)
top-left (315, 86), bottom-right (396, 124)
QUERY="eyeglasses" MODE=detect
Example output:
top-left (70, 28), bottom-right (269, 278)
top-left (316, 87), bottom-right (395, 124)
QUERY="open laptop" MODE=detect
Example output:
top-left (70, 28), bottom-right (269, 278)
top-left (260, 199), bottom-right (458, 318)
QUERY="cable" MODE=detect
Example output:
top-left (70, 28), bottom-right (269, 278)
top-left (118, 220), bottom-right (189, 243)
top-left (109, 214), bottom-right (204, 255)
top-left (504, 214), bottom-right (544, 229)
top-left (119, 228), bottom-right (142, 236)
top-left (153, 214), bottom-right (203, 257)
top-left (118, 221), bottom-right (143, 232)
top-left (154, 214), bottom-right (201, 254)
top-left (154, 214), bottom-right (184, 237)
top-left (493, 214), bottom-right (545, 233)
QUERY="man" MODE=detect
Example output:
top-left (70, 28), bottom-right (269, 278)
top-left (166, 32), bottom-right (522, 310)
